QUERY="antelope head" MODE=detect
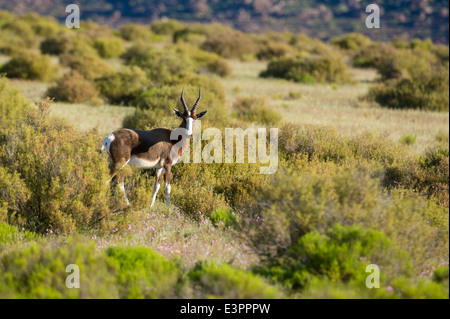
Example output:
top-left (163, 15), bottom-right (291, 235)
top-left (173, 88), bottom-right (208, 136)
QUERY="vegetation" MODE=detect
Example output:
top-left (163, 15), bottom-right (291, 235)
top-left (0, 11), bottom-right (448, 300)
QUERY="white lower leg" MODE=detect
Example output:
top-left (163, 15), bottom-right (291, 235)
top-left (119, 181), bottom-right (130, 206)
top-left (150, 168), bottom-right (163, 207)
top-left (165, 184), bottom-right (171, 205)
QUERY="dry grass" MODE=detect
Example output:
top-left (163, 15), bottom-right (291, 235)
top-left (91, 204), bottom-right (259, 270)
top-left (223, 60), bottom-right (449, 154)
top-left (49, 102), bottom-right (135, 135)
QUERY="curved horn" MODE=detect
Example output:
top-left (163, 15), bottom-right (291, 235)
top-left (180, 88), bottom-right (189, 112)
top-left (191, 88), bottom-right (201, 113)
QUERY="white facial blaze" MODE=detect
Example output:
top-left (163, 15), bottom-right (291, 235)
top-left (186, 117), bottom-right (194, 136)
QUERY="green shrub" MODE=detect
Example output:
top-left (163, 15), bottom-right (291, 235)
top-left (0, 167), bottom-right (30, 223)
top-left (0, 237), bottom-right (118, 298)
top-left (368, 53), bottom-right (449, 111)
top-left (233, 96), bottom-right (282, 125)
top-left (151, 19), bottom-right (186, 35)
top-left (106, 246), bottom-right (180, 298)
top-left (0, 51), bottom-right (58, 81)
top-left (0, 75), bottom-right (29, 126)
top-left (1, 20), bottom-right (37, 48)
top-left (330, 33), bottom-right (372, 51)
top-left (256, 41), bottom-right (291, 60)
top-left (260, 52), bottom-right (350, 83)
top-left (0, 222), bottom-right (36, 248)
top-left (353, 42), bottom-right (397, 68)
top-left (19, 13), bottom-right (61, 37)
top-left (279, 123), bottom-right (403, 164)
top-left (93, 36), bottom-right (125, 58)
top-left (119, 24), bottom-right (153, 41)
top-left (95, 66), bottom-right (149, 105)
top-left (200, 26), bottom-right (256, 59)
top-left (250, 161), bottom-right (448, 270)
top-left (188, 262), bottom-right (283, 298)
top-left (399, 134), bottom-right (417, 146)
top-left (64, 52), bottom-right (115, 80)
top-left (0, 99), bottom-right (112, 233)
top-left (210, 208), bottom-right (238, 228)
top-left (124, 48), bottom-right (196, 86)
top-left (46, 71), bottom-right (99, 103)
top-left (205, 58), bottom-right (232, 77)
top-left (257, 224), bottom-right (411, 290)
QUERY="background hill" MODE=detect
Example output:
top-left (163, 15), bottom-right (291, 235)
top-left (0, 0), bottom-right (448, 43)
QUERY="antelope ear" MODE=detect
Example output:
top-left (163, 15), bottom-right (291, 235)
top-left (173, 108), bottom-right (184, 119)
top-left (196, 110), bottom-right (208, 119)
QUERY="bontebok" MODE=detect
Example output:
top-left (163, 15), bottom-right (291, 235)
top-left (100, 88), bottom-right (207, 207)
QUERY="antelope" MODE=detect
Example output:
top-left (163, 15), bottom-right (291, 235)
top-left (100, 88), bottom-right (207, 207)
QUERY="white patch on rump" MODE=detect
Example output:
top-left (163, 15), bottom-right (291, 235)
top-left (101, 134), bottom-right (115, 156)
top-left (128, 155), bottom-right (160, 169)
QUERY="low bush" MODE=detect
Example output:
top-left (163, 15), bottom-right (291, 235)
top-left (95, 66), bottom-right (149, 105)
top-left (200, 26), bottom-right (256, 59)
top-left (0, 237), bottom-right (118, 298)
top-left (233, 96), bottom-right (282, 125)
top-left (64, 52), bottom-right (115, 80)
top-left (40, 32), bottom-right (74, 55)
top-left (1, 20), bottom-right (37, 48)
top-left (0, 75), bottom-right (29, 126)
top-left (0, 99), bottom-right (112, 233)
top-left (250, 164), bottom-right (448, 271)
top-left (187, 262), bottom-right (283, 298)
top-left (367, 61), bottom-right (449, 111)
top-left (353, 42), bottom-right (397, 68)
top-left (106, 246), bottom-right (180, 298)
top-left (257, 224), bottom-right (411, 290)
top-left (210, 208), bottom-right (238, 228)
top-left (124, 48), bottom-right (196, 86)
top-left (46, 71), bottom-right (99, 103)
top-left (0, 222), bottom-right (36, 248)
top-left (0, 51), bottom-right (58, 81)
top-left (151, 19), bottom-right (186, 35)
top-left (93, 36), bottom-right (125, 58)
top-left (119, 24), bottom-right (153, 41)
top-left (330, 33), bottom-right (372, 51)
top-left (260, 52), bottom-right (350, 83)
